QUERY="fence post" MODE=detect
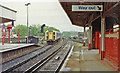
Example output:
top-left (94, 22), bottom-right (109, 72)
top-left (5, 29), bottom-right (6, 43)
top-left (95, 32), bottom-right (98, 49)
top-left (2, 37), bottom-right (4, 45)
top-left (8, 29), bottom-right (10, 43)
top-left (18, 29), bottom-right (20, 44)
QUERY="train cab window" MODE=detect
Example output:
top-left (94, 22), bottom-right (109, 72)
top-left (53, 32), bottom-right (55, 35)
top-left (46, 32), bottom-right (48, 35)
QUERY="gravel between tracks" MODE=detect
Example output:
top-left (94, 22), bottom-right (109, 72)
top-left (38, 41), bottom-right (72, 72)
top-left (2, 45), bottom-right (53, 72)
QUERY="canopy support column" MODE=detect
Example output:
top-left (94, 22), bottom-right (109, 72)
top-left (101, 13), bottom-right (105, 60)
top-left (83, 26), bottom-right (86, 46)
top-left (88, 25), bottom-right (92, 50)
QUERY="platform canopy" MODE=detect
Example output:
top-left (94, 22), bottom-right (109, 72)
top-left (59, 0), bottom-right (120, 27)
top-left (0, 4), bottom-right (17, 24)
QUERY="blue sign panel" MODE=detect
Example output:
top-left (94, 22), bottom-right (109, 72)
top-left (72, 5), bottom-right (103, 11)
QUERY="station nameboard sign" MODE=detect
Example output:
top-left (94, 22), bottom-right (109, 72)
top-left (72, 5), bottom-right (103, 11)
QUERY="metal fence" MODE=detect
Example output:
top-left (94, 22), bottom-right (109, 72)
top-left (0, 38), bottom-right (27, 43)
top-left (98, 27), bottom-right (120, 68)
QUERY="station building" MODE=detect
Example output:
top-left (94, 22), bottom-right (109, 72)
top-left (0, 4), bottom-right (17, 40)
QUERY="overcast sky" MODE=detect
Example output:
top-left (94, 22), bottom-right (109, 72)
top-left (0, 0), bottom-right (85, 32)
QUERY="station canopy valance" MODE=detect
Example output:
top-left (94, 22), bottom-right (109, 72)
top-left (59, 0), bottom-right (120, 27)
top-left (0, 4), bottom-right (17, 24)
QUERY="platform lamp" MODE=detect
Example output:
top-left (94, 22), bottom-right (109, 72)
top-left (25, 3), bottom-right (31, 43)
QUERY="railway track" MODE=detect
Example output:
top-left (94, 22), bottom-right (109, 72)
top-left (2, 44), bottom-right (47, 65)
top-left (37, 41), bottom-right (72, 73)
top-left (2, 45), bottom-right (53, 73)
top-left (1, 45), bottom-right (39, 64)
top-left (2, 40), bottom-right (67, 73)
top-left (23, 41), bottom-right (72, 73)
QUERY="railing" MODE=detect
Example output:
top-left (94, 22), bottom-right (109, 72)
top-left (98, 27), bottom-right (120, 68)
top-left (0, 38), bottom-right (27, 44)
top-left (104, 27), bottom-right (119, 66)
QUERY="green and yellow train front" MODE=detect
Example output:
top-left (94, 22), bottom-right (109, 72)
top-left (45, 30), bottom-right (57, 43)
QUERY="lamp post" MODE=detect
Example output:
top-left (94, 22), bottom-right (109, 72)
top-left (29, 27), bottom-right (31, 36)
top-left (25, 3), bottom-right (31, 44)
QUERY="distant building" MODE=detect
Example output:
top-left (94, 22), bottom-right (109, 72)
top-left (78, 32), bottom-right (84, 38)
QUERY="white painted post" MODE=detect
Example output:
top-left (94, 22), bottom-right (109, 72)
top-left (88, 25), bottom-right (92, 50)
top-left (101, 13), bottom-right (105, 60)
top-left (83, 26), bottom-right (86, 46)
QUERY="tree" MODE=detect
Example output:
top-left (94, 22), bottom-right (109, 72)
top-left (13, 25), bottom-right (60, 37)
top-left (47, 27), bottom-right (60, 32)
top-left (13, 25), bottom-right (27, 37)
top-left (62, 32), bottom-right (71, 37)
top-left (29, 26), bottom-right (38, 36)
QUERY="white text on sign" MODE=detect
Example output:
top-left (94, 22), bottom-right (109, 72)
top-left (72, 5), bottom-right (103, 11)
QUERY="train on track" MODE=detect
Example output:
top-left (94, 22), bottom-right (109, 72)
top-left (45, 30), bottom-right (61, 44)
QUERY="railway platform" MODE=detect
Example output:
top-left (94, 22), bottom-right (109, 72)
top-left (61, 44), bottom-right (115, 71)
top-left (0, 44), bottom-right (34, 53)
top-left (0, 43), bottom-right (39, 65)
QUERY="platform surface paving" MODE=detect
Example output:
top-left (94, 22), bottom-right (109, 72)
top-left (0, 44), bottom-right (34, 52)
top-left (61, 45), bottom-right (115, 71)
